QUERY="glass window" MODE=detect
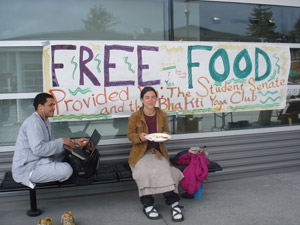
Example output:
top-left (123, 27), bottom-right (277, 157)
top-left (1, 1), bottom-right (300, 147)
top-left (0, 0), bottom-right (170, 146)
top-left (52, 117), bottom-right (130, 140)
top-left (290, 49), bottom-right (300, 84)
top-left (280, 86), bottom-right (300, 126)
top-left (0, 0), bottom-right (168, 41)
top-left (0, 99), bottom-right (33, 146)
top-left (0, 98), bottom-right (132, 146)
top-left (172, 1), bottom-right (300, 134)
top-left (173, 1), bottom-right (300, 43)
top-left (0, 47), bottom-right (42, 93)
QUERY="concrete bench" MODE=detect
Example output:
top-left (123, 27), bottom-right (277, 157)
top-left (0, 154), bottom-right (222, 217)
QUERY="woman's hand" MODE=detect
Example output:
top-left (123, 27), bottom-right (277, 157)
top-left (139, 133), bottom-right (147, 142)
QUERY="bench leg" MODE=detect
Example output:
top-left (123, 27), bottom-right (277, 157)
top-left (27, 188), bottom-right (42, 217)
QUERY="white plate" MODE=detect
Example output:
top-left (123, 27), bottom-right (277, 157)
top-left (145, 133), bottom-right (171, 142)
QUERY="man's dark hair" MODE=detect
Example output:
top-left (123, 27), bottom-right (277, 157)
top-left (33, 93), bottom-right (54, 110)
top-left (140, 86), bottom-right (157, 99)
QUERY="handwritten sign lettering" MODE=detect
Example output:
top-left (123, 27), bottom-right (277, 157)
top-left (42, 41), bottom-right (290, 121)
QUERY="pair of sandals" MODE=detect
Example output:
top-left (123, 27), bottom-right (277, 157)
top-left (143, 205), bottom-right (184, 222)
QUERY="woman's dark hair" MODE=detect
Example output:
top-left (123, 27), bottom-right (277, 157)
top-left (33, 93), bottom-right (54, 110)
top-left (140, 86), bottom-right (157, 99)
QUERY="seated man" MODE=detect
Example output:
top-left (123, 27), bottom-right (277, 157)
top-left (12, 93), bottom-right (88, 188)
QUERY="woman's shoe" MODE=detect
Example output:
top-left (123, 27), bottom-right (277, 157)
top-left (171, 204), bottom-right (184, 222)
top-left (143, 206), bottom-right (160, 220)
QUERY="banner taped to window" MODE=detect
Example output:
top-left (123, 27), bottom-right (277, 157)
top-left (42, 41), bottom-right (290, 121)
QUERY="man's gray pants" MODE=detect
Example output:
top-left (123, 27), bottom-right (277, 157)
top-left (29, 153), bottom-right (73, 184)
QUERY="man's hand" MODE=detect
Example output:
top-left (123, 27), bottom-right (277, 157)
top-left (63, 137), bottom-right (75, 149)
top-left (75, 138), bottom-right (89, 147)
top-left (63, 137), bottom-right (89, 149)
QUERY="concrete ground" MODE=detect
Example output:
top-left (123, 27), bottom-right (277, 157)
top-left (1, 171), bottom-right (300, 225)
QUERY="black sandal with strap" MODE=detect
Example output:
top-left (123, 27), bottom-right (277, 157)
top-left (171, 205), bottom-right (184, 222)
top-left (143, 206), bottom-right (160, 220)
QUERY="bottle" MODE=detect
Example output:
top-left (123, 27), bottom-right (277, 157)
top-left (203, 145), bottom-right (208, 157)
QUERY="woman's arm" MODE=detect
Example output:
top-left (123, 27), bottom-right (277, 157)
top-left (128, 114), bottom-right (144, 144)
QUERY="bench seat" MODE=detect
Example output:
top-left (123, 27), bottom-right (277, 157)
top-left (0, 160), bottom-right (222, 216)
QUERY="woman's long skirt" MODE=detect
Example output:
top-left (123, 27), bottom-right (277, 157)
top-left (131, 153), bottom-right (184, 196)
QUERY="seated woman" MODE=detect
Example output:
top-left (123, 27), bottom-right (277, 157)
top-left (128, 86), bottom-right (184, 222)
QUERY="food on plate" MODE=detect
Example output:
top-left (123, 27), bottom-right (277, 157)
top-left (145, 133), bottom-right (171, 142)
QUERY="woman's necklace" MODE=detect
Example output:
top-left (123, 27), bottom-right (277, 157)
top-left (143, 109), bottom-right (156, 116)
top-left (144, 111), bottom-right (157, 125)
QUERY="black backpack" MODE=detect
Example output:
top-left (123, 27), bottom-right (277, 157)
top-left (65, 148), bottom-right (100, 185)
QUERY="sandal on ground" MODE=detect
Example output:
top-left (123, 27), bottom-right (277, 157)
top-left (143, 206), bottom-right (160, 220)
top-left (171, 205), bottom-right (184, 222)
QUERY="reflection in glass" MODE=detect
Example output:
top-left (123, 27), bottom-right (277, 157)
top-left (172, 108), bottom-right (299, 134)
top-left (0, 0), bottom-right (167, 41)
top-left (1, 0), bottom-right (300, 147)
top-left (246, 5), bottom-right (278, 42)
top-left (278, 86), bottom-right (300, 125)
top-left (1, 99), bottom-right (299, 146)
top-left (52, 117), bottom-right (129, 141)
top-left (0, 48), bottom-right (42, 93)
top-left (290, 49), bottom-right (300, 84)
top-left (81, 5), bottom-right (120, 33)
top-left (288, 15), bottom-right (300, 42)
top-left (0, 99), bottom-right (34, 146)
top-left (173, 1), bottom-right (300, 43)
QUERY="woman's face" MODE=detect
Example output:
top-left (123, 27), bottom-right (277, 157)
top-left (141, 91), bottom-right (157, 110)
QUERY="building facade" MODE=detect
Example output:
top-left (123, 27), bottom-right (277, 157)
top-left (0, 0), bottom-right (300, 152)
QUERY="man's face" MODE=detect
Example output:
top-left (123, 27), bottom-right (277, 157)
top-left (41, 98), bottom-right (56, 118)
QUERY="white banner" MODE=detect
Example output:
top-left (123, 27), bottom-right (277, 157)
top-left (42, 41), bottom-right (290, 121)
